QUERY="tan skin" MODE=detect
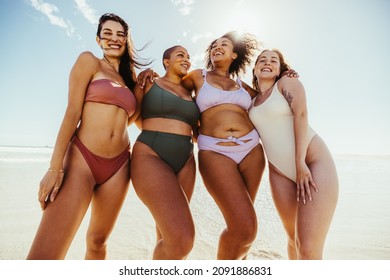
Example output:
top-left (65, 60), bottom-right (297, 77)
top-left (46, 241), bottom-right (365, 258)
top-left (27, 20), bottom-right (141, 260)
top-left (131, 46), bottom-right (197, 260)
top-left (181, 38), bottom-right (266, 260)
top-left (251, 51), bottom-right (339, 259)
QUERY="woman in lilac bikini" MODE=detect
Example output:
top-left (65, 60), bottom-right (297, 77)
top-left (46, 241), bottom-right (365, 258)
top-left (181, 31), bottom-right (266, 259)
top-left (27, 13), bottom-right (147, 259)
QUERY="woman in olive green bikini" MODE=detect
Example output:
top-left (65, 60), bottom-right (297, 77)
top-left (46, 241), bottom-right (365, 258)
top-left (131, 45), bottom-right (200, 260)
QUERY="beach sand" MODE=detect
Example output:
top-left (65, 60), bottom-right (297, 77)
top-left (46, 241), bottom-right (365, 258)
top-left (1, 148), bottom-right (389, 260)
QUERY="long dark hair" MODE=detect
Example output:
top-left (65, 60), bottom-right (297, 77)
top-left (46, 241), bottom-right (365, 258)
top-left (205, 31), bottom-right (260, 78)
top-left (97, 13), bottom-right (150, 89)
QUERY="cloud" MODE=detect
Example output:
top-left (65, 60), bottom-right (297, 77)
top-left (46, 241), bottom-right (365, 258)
top-left (189, 52), bottom-right (205, 69)
top-left (171, 0), bottom-right (195, 15)
top-left (191, 32), bottom-right (213, 43)
top-left (29, 0), bottom-right (75, 36)
top-left (74, 0), bottom-right (99, 25)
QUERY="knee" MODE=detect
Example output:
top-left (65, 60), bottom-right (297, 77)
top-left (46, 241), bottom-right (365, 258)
top-left (295, 238), bottom-right (322, 260)
top-left (229, 216), bottom-right (258, 245)
top-left (86, 231), bottom-right (108, 252)
top-left (167, 225), bottom-right (195, 258)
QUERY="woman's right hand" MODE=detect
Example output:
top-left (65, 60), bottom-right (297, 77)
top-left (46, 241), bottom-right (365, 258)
top-left (296, 162), bottom-right (317, 204)
top-left (38, 169), bottom-right (65, 210)
top-left (137, 68), bottom-right (158, 89)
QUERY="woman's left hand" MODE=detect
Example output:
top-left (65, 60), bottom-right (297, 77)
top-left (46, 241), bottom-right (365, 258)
top-left (296, 162), bottom-right (317, 204)
top-left (136, 68), bottom-right (158, 89)
top-left (38, 169), bottom-right (65, 210)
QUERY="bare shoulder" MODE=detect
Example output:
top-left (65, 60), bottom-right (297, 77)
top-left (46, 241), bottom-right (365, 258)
top-left (69, 51), bottom-right (99, 80)
top-left (76, 51), bottom-right (99, 66)
top-left (188, 69), bottom-right (203, 79)
top-left (278, 76), bottom-right (304, 93)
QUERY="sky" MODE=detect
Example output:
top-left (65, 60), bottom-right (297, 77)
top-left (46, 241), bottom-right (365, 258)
top-left (0, 0), bottom-right (389, 155)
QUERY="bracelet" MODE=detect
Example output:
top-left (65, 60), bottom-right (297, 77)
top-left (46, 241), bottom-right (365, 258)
top-left (48, 169), bottom-right (65, 173)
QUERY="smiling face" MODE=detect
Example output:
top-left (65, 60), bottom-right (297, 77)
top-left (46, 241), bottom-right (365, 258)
top-left (97, 20), bottom-right (127, 58)
top-left (253, 50), bottom-right (281, 81)
top-left (163, 46), bottom-right (191, 77)
top-left (209, 37), bottom-right (237, 65)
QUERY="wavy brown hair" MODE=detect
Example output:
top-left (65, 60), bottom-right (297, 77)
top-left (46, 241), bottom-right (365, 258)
top-left (252, 49), bottom-right (291, 92)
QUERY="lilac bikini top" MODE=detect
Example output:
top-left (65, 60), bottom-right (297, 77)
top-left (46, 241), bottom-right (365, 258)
top-left (195, 70), bottom-right (252, 113)
top-left (85, 79), bottom-right (136, 117)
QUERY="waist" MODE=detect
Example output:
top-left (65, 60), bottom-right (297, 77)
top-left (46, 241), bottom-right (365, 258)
top-left (142, 118), bottom-right (194, 136)
top-left (76, 127), bottom-right (129, 157)
top-left (199, 113), bottom-right (254, 138)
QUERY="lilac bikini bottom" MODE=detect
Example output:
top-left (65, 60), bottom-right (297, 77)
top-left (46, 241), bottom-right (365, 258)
top-left (197, 129), bottom-right (259, 164)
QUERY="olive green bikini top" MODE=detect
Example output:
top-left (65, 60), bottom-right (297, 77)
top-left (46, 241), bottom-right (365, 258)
top-left (142, 83), bottom-right (200, 127)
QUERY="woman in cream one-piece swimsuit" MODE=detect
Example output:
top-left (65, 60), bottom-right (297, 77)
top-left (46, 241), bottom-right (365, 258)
top-left (248, 49), bottom-right (339, 259)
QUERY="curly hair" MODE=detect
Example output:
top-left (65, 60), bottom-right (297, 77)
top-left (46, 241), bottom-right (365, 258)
top-left (97, 13), bottom-right (150, 89)
top-left (205, 31), bottom-right (260, 78)
top-left (252, 49), bottom-right (291, 92)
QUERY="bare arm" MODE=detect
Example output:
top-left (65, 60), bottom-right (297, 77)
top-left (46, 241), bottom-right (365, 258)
top-left (241, 80), bottom-right (258, 98)
top-left (39, 51), bottom-right (98, 209)
top-left (128, 82), bottom-right (144, 127)
top-left (182, 69), bottom-right (204, 97)
top-left (278, 76), bottom-right (317, 204)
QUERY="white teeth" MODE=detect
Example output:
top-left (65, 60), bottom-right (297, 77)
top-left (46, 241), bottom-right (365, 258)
top-left (109, 44), bottom-right (121, 49)
top-left (261, 68), bottom-right (271, 72)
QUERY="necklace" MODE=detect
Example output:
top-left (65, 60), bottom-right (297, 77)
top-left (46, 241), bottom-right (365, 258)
top-left (103, 55), bottom-right (118, 72)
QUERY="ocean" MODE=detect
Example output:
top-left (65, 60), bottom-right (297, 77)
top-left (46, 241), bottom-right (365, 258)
top-left (0, 146), bottom-right (389, 260)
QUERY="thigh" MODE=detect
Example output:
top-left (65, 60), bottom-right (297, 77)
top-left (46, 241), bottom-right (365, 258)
top-left (198, 150), bottom-right (257, 226)
top-left (297, 142), bottom-right (339, 242)
top-left (177, 154), bottom-right (196, 202)
top-left (269, 165), bottom-right (297, 236)
top-left (238, 144), bottom-right (266, 201)
top-left (29, 143), bottom-right (96, 258)
top-left (87, 158), bottom-right (131, 237)
top-left (131, 143), bottom-right (194, 237)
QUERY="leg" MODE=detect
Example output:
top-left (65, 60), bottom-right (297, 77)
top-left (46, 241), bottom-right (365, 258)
top-left (198, 145), bottom-right (263, 260)
top-left (27, 143), bottom-right (95, 259)
top-left (131, 143), bottom-right (195, 260)
top-left (156, 154), bottom-right (196, 243)
top-left (269, 165), bottom-right (298, 259)
top-left (295, 138), bottom-right (339, 259)
top-left (238, 144), bottom-right (265, 260)
top-left (84, 159), bottom-right (130, 259)
top-left (239, 144), bottom-right (266, 201)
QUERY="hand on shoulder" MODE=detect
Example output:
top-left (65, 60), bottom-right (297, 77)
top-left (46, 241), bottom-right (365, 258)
top-left (278, 75), bottom-right (303, 91)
